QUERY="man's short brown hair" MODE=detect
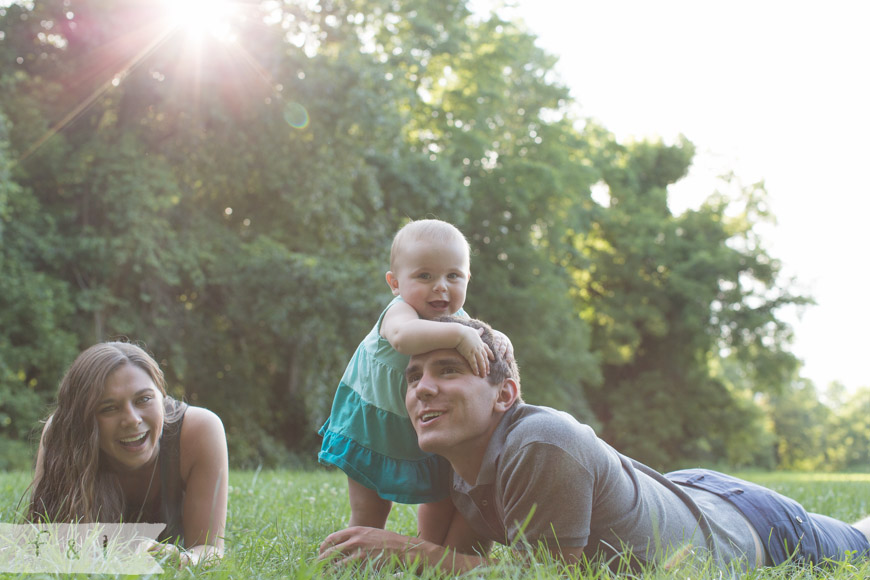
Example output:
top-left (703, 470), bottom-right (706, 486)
top-left (436, 316), bottom-right (521, 399)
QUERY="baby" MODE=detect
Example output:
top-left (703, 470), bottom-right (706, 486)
top-left (319, 219), bottom-right (507, 541)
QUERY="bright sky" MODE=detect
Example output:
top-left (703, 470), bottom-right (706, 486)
top-left (486, 0), bottom-right (870, 391)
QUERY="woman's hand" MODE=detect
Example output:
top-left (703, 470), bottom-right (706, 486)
top-left (143, 539), bottom-right (192, 568)
top-left (143, 539), bottom-right (221, 569)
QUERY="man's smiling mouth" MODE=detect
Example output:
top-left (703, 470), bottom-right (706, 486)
top-left (420, 412), bottom-right (443, 424)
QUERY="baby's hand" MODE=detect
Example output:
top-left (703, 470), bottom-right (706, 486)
top-left (491, 329), bottom-right (515, 365)
top-left (456, 326), bottom-right (493, 377)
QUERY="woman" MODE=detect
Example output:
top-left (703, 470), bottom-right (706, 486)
top-left (29, 341), bottom-right (228, 567)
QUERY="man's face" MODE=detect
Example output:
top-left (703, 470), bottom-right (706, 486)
top-left (405, 348), bottom-right (504, 463)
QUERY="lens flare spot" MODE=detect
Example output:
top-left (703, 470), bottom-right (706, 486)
top-left (284, 102), bottom-right (309, 129)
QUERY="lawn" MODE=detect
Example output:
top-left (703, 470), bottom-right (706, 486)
top-left (1, 469), bottom-right (868, 579)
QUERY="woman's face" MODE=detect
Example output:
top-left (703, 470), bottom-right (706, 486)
top-left (96, 363), bottom-right (164, 472)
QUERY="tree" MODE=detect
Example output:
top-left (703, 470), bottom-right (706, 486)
top-left (398, 12), bottom-right (602, 421)
top-left (0, 0), bottom-right (812, 469)
top-left (0, 108), bottom-right (77, 469)
top-left (764, 378), bottom-right (833, 470)
top-left (822, 384), bottom-right (870, 470)
top-left (0, 0), bottom-right (481, 465)
top-left (569, 132), bottom-right (806, 468)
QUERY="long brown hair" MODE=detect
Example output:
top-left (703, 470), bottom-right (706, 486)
top-left (28, 342), bottom-right (181, 523)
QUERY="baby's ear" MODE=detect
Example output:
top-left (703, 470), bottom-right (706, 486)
top-left (385, 271), bottom-right (400, 295)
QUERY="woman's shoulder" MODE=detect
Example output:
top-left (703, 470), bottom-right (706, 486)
top-left (178, 406), bottom-right (227, 475)
top-left (180, 406), bottom-right (227, 463)
top-left (179, 406), bottom-right (226, 441)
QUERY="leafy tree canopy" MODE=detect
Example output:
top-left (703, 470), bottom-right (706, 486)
top-left (0, 0), bottom-right (828, 471)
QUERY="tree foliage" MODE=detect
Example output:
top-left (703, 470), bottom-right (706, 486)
top-left (562, 134), bottom-right (811, 468)
top-left (0, 0), bottom-right (849, 471)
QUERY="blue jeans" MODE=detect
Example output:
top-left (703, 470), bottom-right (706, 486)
top-left (667, 468), bottom-right (870, 566)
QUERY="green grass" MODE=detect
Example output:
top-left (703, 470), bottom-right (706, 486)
top-left (1, 469), bottom-right (868, 579)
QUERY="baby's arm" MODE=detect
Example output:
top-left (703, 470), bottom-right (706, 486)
top-left (381, 301), bottom-right (492, 377)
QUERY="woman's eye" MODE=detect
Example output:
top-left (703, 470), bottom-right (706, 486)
top-left (99, 406), bottom-right (115, 414)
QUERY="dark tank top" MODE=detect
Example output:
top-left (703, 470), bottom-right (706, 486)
top-left (130, 400), bottom-right (187, 544)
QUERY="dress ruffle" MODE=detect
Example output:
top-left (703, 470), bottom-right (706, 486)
top-left (319, 421), bottom-right (451, 504)
top-left (317, 296), bottom-right (457, 504)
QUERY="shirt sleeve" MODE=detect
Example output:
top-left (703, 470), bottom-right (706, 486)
top-left (498, 440), bottom-right (594, 550)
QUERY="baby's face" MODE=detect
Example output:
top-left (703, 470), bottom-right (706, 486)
top-left (389, 236), bottom-right (470, 319)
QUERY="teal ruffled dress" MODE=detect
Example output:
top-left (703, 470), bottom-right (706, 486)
top-left (318, 297), bottom-right (454, 504)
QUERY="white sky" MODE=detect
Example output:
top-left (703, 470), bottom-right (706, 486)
top-left (481, 0), bottom-right (870, 391)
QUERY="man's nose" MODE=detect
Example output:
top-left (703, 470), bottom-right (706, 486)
top-left (415, 373), bottom-right (439, 398)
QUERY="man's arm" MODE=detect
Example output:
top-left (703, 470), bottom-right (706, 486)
top-left (441, 503), bottom-right (493, 555)
top-left (318, 527), bottom-right (489, 574)
top-left (318, 525), bottom-right (584, 573)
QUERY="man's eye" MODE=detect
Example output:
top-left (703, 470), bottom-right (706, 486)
top-left (406, 374), bottom-right (421, 384)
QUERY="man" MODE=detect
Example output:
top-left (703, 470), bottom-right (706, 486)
top-left (319, 317), bottom-right (870, 574)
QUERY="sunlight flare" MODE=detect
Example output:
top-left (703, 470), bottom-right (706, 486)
top-left (166, 0), bottom-right (237, 43)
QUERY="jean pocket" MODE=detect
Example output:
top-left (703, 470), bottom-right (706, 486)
top-left (766, 516), bottom-right (818, 565)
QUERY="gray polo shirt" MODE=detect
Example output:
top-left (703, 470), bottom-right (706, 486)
top-left (450, 403), bottom-right (758, 570)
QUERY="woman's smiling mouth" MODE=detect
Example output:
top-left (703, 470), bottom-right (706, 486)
top-left (119, 431), bottom-right (149, 448)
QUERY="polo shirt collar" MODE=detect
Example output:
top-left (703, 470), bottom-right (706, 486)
top-left (470, 403), bottom-right (521, 486)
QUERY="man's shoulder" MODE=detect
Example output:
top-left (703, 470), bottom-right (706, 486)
top-left (504, 403), bottom-right (597, 448)
top-left (491, 404), bottom-right (607, 484)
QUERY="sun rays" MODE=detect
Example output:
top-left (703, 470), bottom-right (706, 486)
top-left (15, 0), bottom-right (282, 164)
top-left (166, 0), bottom-right (239, 44)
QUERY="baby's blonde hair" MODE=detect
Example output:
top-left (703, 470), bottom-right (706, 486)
top-left (390, 219), bottom-right (470, 271)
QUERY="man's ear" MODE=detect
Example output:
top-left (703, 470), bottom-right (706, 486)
top-left (385, 271), bottom-right (400, 296)
top-left (494, 378), bottom-right (519, 412)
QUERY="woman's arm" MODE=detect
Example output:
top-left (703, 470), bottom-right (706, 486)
top-left (176, 406), bottom-right (228, 566)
